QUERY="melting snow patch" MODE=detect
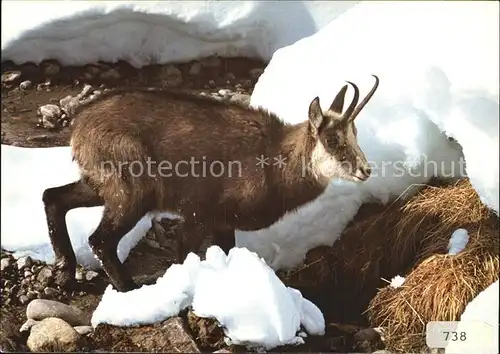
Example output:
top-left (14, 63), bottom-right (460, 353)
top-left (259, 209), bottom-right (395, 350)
top-left (91, 246), bottom-right (325, 351)
top-left (390, 275), bottom-right (406, 289)
top-left (447, 228), bottom-right (469, 255)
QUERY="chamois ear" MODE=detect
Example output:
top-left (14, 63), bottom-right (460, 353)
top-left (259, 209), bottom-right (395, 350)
top-left (329, 84), bottom-right (348, 115)
top-left (308, 96), bottom-right (327, 136)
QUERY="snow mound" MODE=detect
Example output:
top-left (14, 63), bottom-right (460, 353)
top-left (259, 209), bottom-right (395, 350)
top-left (235, 0), bottom-right (497, 270)
top-left (447, 228), bottom-right (469, 255)
top-left (91, 246), bottom-right (325, 351)
top-left (0, 144), bottom-right (151, 268)
top-left (445, 280), bottom-right (499, 354)
top-left (1, 1), bottom-right (358, 67)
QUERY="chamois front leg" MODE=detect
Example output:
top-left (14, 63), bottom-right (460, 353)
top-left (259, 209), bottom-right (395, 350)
top-left (213, 227), bottom-right (236, 255)
top-left (42, 180), bottom-right (103, 288)
top-left (88, 206), bottom-right (145, 292)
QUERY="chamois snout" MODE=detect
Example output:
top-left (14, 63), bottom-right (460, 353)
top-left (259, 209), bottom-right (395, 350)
top-left (307, 75), bottom-right (379, 183)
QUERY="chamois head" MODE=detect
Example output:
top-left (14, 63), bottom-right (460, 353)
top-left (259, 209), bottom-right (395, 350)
top-left (306, 75), bottom-right (379, 183)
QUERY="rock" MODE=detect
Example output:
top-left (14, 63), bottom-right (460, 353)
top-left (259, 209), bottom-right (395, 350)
top-left (20, 319), bottom-right (39, 333)
top-left (24, 270), bottom-right (32, 278)
top-left (229, 93), bottom-right (251, 106)
top-left (218, 89), bottom-right (231, 98)
top-left (16, 256), bottom-right (33, 270)
top-left (37, 104), bottom-right (62, 129)
top-left (200, 55), bottom-right (221, 68)
top-left (41, 61), bottom-right (60, 77)
top-left (19, 295), bottom-right (30, 304)
top-left (85, 270), bottom-right (99, 282)
top-left (27, 134), bottom-right (49, 142)
top-left (1, 257), bottom-right (12, 272)
top-left (92, 317), bottom-right (200, 352)
top-left (189, 62), bottom-right (202, 75)
top-left (75, 269), bottom-right (84, 281)
top-left (27, 299), bottom-right (89, 326)
top-left (74, 326), bottom-right (93, 336)
top-left (2, 71), bottom-right (22, 84)
top-left (59, 95), bottom-right (81, 117)
top-left (19, 80), bottom-right (33, 90)
top-left (353, 328), bottom-right (382, 342)
top-left (161, 65), bottom-right (183, 87)
top-left (43, 287), bottom-right (58, 297)
top-left (224, 72), bottom-right (236, 83)
top-left (249, 68), bottom-right (264, 80)
top-left (27, 317), bottom-right (82, 352)
top-left (36, 266), bottom-right (53, 287)
top-left (100, 68), bottom-right (121, 81)
top-left (27, 291), bottom-right (37, 300)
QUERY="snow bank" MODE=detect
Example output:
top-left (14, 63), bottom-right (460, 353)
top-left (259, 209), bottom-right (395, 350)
top-left (91, 246), bottom-right (325, 350)
top-left (0, 144), bottom-right (151, 268)
top-left (1, 0), bottom-right (358, 67)
top-left (445, 280), bottom-right (499, 354)
top-left (235, 1), bottom-right (497, 269)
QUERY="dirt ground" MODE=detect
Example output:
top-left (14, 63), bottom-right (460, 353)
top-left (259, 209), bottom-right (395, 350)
top-left (1, 57), bottom-right (384, 353)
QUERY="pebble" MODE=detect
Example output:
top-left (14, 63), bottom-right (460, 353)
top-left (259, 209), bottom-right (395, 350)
top-left (73, 325), bottom-right (93, 336)
top-left (19, 295), bottom-right (30, 304)
top-left (75, 268), bottom-right (84, 281)
top-left (43, 287), bottom-right (58, 297)
top-left (27, 317), bottom-right (82, 352)
top-left (19, 80), bottom-right (33, 90)
top-left (85, 270), bottom-right (99, 281)
top-left (59, 95), bottom-right (81, 117)
top-left (37, 104), bottom-right (62, 129)
top-left (1, 257), bottom-right (12, 272)
top-left (2, 71), bottom-right (22, 84)
top-left (27, 290), bottom-right (37, 300)
top-left (20, 319), bottom-right (39, 333)
top-left (27, 299), bottom-right (89, 326)
top-left (229, 93), bottom-right (251, 106)
top-left (16, 256), bottom-right (32, 270)
top-left (24, 270), bottom-right (32, 278)
top-left (218, 89), bottom-right (231, 98)
top-left (36, 266), bottom-right (53, 287)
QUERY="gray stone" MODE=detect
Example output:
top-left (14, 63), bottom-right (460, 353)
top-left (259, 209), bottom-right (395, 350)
top-left (229, 93), bottom-right (251, 106)
top-left (19, 295), bottom-right (30, 304)
top-left (26, 299), bottom-right (89, 326)
top-left (85, 270), bottom-right (99, 281)
top-left (35, 266), bottom-right (53, 287)
top-left (1, 257), bottom-right (12, 272)
top-left (16, 256), bottom-right (33, 270)
top-left (43, 287), bottom-right (58, 297)
top-left (19, 80), bottom-right (32, 90)
top-left (73, 325), bottom-right (93, 336)
top-left (20, 319), bottom-right (38, 333)
top-left (59, 95), bottom-right (81, 117)
top-left (27, 317), bottom-right (81, 352)
top-left (2, 71), bottom-right (22, 84)
top-left (37, 104), bottom-right (62, 129)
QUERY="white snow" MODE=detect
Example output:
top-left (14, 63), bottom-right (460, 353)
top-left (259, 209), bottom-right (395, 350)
top-left (236, 0), bottom-right (498, 270)
top-left (389, 275), bottom-right (405, 289)
top-left (447, 228), bottom-right (469, 256)
top-left (91, 246), bottom-right (325, 351)
top-left (445, 280), bottom-right (499, 354)
top-left (1, 0), bottom-right (358, 67)
top-left (0, 144), bottom-right (152, 268)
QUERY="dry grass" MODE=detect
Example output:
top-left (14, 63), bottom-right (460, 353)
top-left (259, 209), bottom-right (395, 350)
top-left (359, 178), bottom-right (500, 352)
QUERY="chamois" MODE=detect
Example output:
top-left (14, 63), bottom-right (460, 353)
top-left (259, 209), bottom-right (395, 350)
top-left (42, 75), bottom-right (379, 292)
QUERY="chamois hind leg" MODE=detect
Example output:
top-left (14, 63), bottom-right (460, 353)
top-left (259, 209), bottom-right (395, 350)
top-left (88, 206), bottom-right (146, 292)
top-left (42, 179), bottom-right (104, 288)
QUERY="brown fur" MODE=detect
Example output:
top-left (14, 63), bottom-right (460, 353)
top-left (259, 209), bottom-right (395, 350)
top-left (42, 76), bottom-right (379, 292)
